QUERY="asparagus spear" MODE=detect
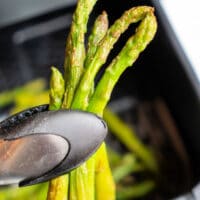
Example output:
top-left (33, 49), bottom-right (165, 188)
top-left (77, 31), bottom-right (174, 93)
top-left (68, 13), bottom-right (109, 200)
top-left (103, 108), bottom-right (158, 172)
top-left (85, 11), bottom-right (109, 102)
top-left (11, 91), bottom-right (49, 114)
top-left (49, 0), bottom-right (99, 198)
top-left (69, 5), bottom-right (157, 200)
top-left (48, 3), bottom-right (157, 200)
top-left (68, 14), bottom-right (113, 199)
top-left (62, 1), bottom-right (100, 199)
top-left (69, 154), bottom-right (96, 200)
top-left (94, 143), bottom-right (116, 200)
top-left (47, 68), bottom-right (69, 200)
top-left (86, 7), bottom-right (157, 199)
top-left (107, 146), bottom-right (122, 168)
top-left (49, 67), bottom-right (65, 110)
top-left (113, 154), bottom-right (145, 183)
top-left (0, 183), bottom-right (47, 200)
top-left (0, 78), bottom-right (46, 108)
top-left (85, 11), bottom-right (109, 70)
top-left (117, 180), bottom-right (155, 200)
top-left (62, 0), bottom-right (98, 108)
top-left (72, 6), bottom-right (155, 110)
top-left (47, 176), bottom-right (69, 200)
top-left (87, 7), bottom-right (157, 116)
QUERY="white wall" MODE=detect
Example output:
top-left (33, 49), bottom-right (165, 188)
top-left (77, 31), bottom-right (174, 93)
top-left (160, 0), bottom-right (200, 83)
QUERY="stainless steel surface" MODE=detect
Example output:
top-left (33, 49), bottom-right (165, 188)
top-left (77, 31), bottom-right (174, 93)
top-left (0, 134), bottom-right (69, 185)
top-left (0, 106), bottom-right (107, 186)
top-left (13, 110), bottom-right (106, 186)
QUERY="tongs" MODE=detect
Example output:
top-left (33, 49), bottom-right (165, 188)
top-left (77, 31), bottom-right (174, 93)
top-left (0, 105), bottom-right (107, 187)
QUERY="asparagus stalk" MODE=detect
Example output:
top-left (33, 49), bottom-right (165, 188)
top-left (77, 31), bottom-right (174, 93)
top-left (48, 3), bottom-right (157, 200)
top-left (107, 146), bottom-right (122, 168)
top-left (68, 12), bottom-right (109, 197)
top-left (94, 143), bottom-right (116, 200)
top-left (47, 68), bottom-right (69, 200)
top-left (11, 91), bottom-right (49, 114)
top-left (62, 1), bottom-right (99, 199)
top-left (86, 11), bottom-right (109, 102)
top-left (73, 12), bottom-right (113, 193)
top-left (88, 10), bottom-right (158, 172)
top-left (49, 1), bottom-right (99, 199)
top-left (72, 6), bottom-right (155, 110)
top-left (0, 184), bottom-right (46, 200)
top-left (47, 176), bottom-right (69, 200)
top-left (104, 108), bottom-right (158, 172)
top-left (87, 7), bottom-right (157, 116)
top-left (36, 183), bottom-right (49, 200)
top-left (68, 9), bottom-right (109, 200)
top-left (117, 180), bottom-right (155, 200)
top-left (0, 78), bottom-right (46, 108)
top-left (69, 154), bottom-right (96, 200)
top-left (113, 154), bottom-right (145, 183)
top-left (62, 0), bottom-right (98, 108)
top-left (70, 5), bottom-right (157, 200)
top-left (87, 8), bottom-right (157, 199)
top-left (49, 67), bottom-right (65, 110)
top-left (85, 11), bottom-right (109, 69)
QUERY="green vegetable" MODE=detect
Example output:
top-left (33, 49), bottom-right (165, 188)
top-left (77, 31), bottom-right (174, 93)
top-left (72, 6), bottom-right (156, 112)
top-left (104, 108), bottom-right (158, 172)
top-left (113, 154), bottom-right (145, 183)
top-left (63, 0), bottom-right (99, 199)
top-left (85, 11), bottom-right (109, 70)
top-left (0, 183), bottom-right (48, 200)
top-left (107, 147), bottom-right (122, 168)
top-left (0, 78), bottom-right (46, 108)
top-left (87, 7), bottom-right (157, 116)
top-left (68, 12), bottom-right (110, 200)
top-left (47, 68), bottom-right (69, 200)
top-left (47, 176), bottom-right (69, 200)
top-left (85, 11), bottom-right (109, 100)
top-left (49, 67), bottom-right (65, 110)
top-left (49, 2), bottom-right (99, 199)
top-left (117, 180), bottom-right (155, 200)
top-left (62, 0), bottom-right (98, 108)
top-left (47, 2), bottom-right (157, 200)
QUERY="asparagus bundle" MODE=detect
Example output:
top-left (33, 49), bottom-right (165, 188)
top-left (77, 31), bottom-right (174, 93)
top-left (47, 1), bottom-right (157, 200)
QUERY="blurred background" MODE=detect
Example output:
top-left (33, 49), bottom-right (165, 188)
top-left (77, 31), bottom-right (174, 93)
top-left (0, 0), bottom-right (200, 199)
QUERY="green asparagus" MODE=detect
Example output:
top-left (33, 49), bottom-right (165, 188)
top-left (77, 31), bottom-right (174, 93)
top-left (62, 0), bottom-right (98, 108)
top-left (47, 3), bottom-right (157, 200)
top-left (47, 68), bottom-right (69, 200)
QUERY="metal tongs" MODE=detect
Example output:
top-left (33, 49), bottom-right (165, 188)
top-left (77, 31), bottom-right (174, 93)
top-left (0, 105), bottom-right (107, 187)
